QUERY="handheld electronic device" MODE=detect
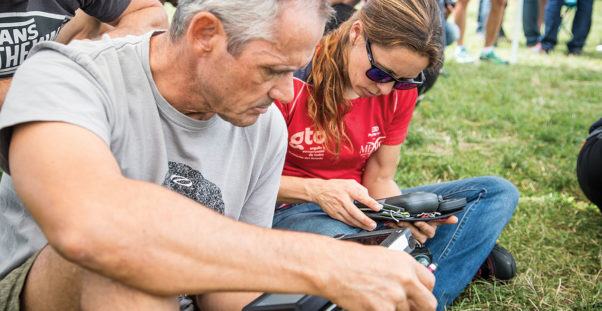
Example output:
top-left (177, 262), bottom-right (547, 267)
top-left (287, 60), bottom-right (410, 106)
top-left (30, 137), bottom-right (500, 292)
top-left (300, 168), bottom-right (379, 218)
top-left (243, 228), bottom-right (415, 311)
top-left (355, 192), bottom-right (466, 222)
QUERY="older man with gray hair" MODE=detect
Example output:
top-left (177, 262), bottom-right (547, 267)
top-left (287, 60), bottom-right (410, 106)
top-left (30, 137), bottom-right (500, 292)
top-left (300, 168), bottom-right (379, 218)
top-left (0, 1), bottom-right (437, 310)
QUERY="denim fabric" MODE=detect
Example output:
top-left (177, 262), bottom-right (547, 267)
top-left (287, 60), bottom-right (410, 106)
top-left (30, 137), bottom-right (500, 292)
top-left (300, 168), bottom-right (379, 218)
top-left (445, 21), bottom-right (461, 46)
top-left (477, 0), bottom-right (491, 33)
top-left (541, 0), bottom-right (593, 52)
top-left (567, 0), bottom-right (593, 51)
top-left (523, 0), bottom-right (542, 46)
top-left (272, 176), bottom-right (519, 311)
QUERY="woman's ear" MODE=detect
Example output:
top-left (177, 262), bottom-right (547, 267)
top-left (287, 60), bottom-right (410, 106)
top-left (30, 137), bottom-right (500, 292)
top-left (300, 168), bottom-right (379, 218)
top-left (349, 21), bottom-right (363, 45)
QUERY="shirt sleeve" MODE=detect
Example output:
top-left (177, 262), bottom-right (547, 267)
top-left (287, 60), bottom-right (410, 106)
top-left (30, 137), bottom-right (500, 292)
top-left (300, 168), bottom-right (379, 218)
top-left (383, 89), bottom-right (417, 146)
top-left (0, 46), bottom-right (113, 174)
top-left (79, 0), bottom-right (132, 23)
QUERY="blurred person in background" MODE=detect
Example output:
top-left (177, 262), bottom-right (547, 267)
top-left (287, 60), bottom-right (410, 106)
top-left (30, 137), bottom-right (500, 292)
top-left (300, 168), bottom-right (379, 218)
top-left (537, 0), bottom-right (593, 54)
top-left (0, 0), bottom-right (168, 107)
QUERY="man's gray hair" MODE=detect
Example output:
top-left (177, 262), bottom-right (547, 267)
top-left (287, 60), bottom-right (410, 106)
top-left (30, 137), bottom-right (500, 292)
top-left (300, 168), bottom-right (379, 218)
top-left (170, 0), bottom-right (333, 56)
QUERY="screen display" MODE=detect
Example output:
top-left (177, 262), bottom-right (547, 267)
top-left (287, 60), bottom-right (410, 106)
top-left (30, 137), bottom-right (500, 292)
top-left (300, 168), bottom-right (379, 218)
top-left (254, 294), bottom-right (305, 306)
top-left (344, 234), bottom-right (389, 246)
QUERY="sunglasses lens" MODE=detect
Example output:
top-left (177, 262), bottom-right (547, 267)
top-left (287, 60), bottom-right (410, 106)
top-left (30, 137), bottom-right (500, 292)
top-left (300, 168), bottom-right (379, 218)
top-left (366, 68), bottom-right (393, 82)
top-left (393, 82), bottom-right (417, 90)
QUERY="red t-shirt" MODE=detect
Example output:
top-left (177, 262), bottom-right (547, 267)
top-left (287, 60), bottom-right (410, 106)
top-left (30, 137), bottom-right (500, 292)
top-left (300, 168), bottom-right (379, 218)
top-left (275, 77), bottom-right (417, 183)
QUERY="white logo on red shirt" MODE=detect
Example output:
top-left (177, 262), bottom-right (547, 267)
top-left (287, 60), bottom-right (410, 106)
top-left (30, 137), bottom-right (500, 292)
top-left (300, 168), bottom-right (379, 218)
top-left (289, 127), bottom-right (325, 150)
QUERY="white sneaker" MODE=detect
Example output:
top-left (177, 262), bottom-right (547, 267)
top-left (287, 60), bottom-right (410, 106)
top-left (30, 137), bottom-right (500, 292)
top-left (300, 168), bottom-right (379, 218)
top-left (529, 43), bottom-right (542, 53)
top-left (455, 48), bottom-right (474, 63)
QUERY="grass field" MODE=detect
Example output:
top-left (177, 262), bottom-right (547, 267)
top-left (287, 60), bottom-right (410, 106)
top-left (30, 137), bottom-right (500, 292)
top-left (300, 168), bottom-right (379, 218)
top-left (394, 0), bottom-right (602, 309)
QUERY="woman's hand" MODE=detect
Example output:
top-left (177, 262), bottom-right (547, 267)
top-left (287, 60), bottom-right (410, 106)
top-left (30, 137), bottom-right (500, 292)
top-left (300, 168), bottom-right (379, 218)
top-left (384, 216), bottom-right (458, 244)
top-left (311, 179), bottom-right (383, 231)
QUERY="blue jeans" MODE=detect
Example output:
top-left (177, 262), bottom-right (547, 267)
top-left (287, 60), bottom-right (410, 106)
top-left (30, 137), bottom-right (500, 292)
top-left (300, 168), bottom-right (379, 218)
top-left (477, 0), bottom-right (492, 34)
top-left (523, 0), bottom-right (542, 46)
top-left (273, 176), bottom-right (519, 310)
top-left (541, 0), bottom-right (594, 52)
top-left (445, 21), bottom-right (461, 47)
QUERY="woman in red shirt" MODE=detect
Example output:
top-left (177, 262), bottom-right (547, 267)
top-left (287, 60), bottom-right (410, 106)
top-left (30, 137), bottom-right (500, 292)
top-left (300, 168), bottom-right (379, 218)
top-left (273, 0), bottom-right (518, 309)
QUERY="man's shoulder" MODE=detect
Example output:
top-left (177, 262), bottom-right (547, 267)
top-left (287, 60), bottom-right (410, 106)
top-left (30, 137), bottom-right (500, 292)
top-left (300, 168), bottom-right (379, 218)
top-left (46, 33), bottom-right (149, 59)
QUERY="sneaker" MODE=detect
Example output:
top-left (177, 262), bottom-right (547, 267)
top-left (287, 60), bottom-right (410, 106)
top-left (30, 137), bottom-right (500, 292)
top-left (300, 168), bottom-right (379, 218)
top-left (529, 43), bottom-right (542, 53)
top-left (474, 244), bottom-right (516, 282)
top-left (455, 48), bottom-right (475, 63)
top-left (479, 51), bottom-right (509, 65)
top-left (567, 49), bottom-right (582, 56)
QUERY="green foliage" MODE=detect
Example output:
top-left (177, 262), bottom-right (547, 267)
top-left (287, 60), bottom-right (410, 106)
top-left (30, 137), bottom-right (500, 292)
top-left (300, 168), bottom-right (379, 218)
top-left (398, 1), bottom-right (602, 309)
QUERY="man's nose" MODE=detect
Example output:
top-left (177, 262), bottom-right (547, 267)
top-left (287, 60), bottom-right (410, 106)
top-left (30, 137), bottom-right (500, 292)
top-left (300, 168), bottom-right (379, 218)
top-left (269, 74), bottom-right (295, 103)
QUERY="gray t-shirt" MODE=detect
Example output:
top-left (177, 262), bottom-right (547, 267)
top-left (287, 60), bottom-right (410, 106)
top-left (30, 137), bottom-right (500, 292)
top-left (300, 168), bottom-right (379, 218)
top-left (0, 32), bottom-right (287, 278)
top-left (0, 0), bottom-right (132, 78)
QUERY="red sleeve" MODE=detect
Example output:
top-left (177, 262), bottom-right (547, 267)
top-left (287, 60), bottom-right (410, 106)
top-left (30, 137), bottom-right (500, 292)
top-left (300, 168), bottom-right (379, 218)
top-left (274, 78), bottom-right (308, 125)
top-left (383, 89), bottom-right (417, 145)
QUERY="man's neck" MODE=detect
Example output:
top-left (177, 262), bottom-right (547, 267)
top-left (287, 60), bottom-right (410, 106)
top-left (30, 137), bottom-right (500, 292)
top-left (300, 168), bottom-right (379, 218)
top-left (148, 33), bottom-right (215, 121)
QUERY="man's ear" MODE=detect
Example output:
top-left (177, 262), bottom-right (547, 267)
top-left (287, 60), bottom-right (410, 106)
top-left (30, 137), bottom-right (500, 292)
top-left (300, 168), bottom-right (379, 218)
top-left (186, 12), bottom-right (226, 57)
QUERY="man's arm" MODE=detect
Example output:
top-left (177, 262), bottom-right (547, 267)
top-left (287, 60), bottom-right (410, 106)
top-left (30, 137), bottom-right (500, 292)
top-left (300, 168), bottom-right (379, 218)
top-left (9, 121), bottom-right (436, 310)
top-left (0, 78), bottom-right (10, 110)
top-left (103, 0), bottom-right (168, 38)
top-left (55, 9), bottom-right (103, 44)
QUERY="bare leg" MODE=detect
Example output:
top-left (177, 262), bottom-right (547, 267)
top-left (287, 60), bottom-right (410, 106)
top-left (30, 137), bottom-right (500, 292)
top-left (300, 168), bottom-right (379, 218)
top-left (22, 246), bottom-right (178, 311)
top-left (454, 0), bottom-right (471, 45)
top-left (484, 0), bottom-right (507, 47)
top-left (196, 292), bottom-right (262, 311)
top-left (537, 0), bottom-right (547, 28)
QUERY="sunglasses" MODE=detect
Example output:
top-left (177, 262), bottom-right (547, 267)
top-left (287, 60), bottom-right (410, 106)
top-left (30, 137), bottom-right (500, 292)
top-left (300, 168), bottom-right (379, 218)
top-left (365, 37), bottom-right (425, 90)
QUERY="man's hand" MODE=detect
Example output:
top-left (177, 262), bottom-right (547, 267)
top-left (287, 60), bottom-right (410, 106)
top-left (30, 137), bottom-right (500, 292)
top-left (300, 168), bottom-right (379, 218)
top-left (326, 243), bottom-right (437, 311)
top-left (310, 179), bottom-right (382, 231)
top-left (384, 216), bottom-right (458, 243)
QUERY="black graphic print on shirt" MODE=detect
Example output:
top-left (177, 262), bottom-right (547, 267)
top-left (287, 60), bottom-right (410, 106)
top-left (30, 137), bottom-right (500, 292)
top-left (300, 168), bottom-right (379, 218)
top-left (162, 162), bottom-right (225, 215)
top-left (0, 12), bottom-right (69, 78)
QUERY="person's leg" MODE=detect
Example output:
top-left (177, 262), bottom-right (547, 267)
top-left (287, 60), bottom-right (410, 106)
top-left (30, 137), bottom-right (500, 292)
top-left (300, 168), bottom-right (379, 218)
top-left (454, 0), bottom-right (471, 46)
top-left (566, 0), bottom-right (593, 53)
top-left (272, 203), bottom-right (365, 237)
top-left (484, 0), bottom-right (506, 47)
top-left (401, 176), bottom-right (518, 310)
top-left (538, 0), bottom-right (548, 28)
top-left (523, 0), bottom-right (541, 46)
top-left (445, 21), bottom-right (461, 46)
top-left (540, 0), bottom-right (564, 52)
top-left (479, 0), bottom-right (509, 63)
top-left (22, 245), bottom-right (178, 311)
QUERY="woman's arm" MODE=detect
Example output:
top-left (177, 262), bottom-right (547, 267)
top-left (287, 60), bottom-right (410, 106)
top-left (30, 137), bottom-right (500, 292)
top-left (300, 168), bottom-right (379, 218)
top-left (362, 144), bottom-right (403, 199)
top-left (278, 175), bottom-right (382, 230)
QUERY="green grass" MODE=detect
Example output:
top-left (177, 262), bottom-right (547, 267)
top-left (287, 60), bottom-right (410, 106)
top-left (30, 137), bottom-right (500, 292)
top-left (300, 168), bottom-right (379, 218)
top-left (394, 1), bottom-right (602, 309)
